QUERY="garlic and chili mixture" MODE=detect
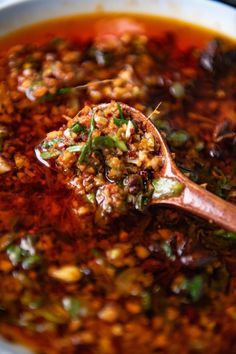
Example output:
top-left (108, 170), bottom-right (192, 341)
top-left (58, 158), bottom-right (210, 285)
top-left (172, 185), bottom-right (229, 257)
top-left (37, 101), bottom-right (173, 220)
top-left (0, 15), bottom-right (236, 354)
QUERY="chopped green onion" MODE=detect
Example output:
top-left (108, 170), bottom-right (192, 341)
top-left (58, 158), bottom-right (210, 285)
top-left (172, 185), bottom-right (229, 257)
top-left (57, 87), bottom-right (72, 95)
top-left (169, 82), bottom-right (185, 99)
top-left (93, 136), bottom-right (116, 149)
top-left (66, 145), bottom-right (84, 152)
top-left (214, 229), bottom-right (236, 241)
top-left (152, 177), bottom-right (184, 199)
top-left (36, 308), bottom-right (65, 323)
top-left (113, 137), bottom-right (128, 152)
top-left (22, 255), bottom-right (41, 269)
top-left (63, 297), bottom-right (89, 318)
top-left (113, 117), bottom-right (128, 127)
top-left (167, 131), bottom-right (190, 147)
top-left (63, 297), bottom-right (82, 318)
top-left (7, 245), bottom-right (21, 266)
top-left (40, 150), bottom-right (61, 160)
top-left (161, 241), bottom-right (175, 260)
top-left (93, 135), bottom-right (128, 152)
top-left (38, 93), bottom-right (55, 103)
top-left (181, 275), bottom-right (204, 302)
top-left (117, 102), bottom-right (125, 120)
top-left (141, 291), bottom-right (152, 311)
top-left (70, 122), bottom-right (86, 133)
top-left (86, 193), bottom-right (96, 204)
top-left (39, 87), bottom-right (72, 103)
top-left (134, 193), bottom-right (150, 211)
top-left (79, 111), bottom-right (95, 163)
top-left (153, 119), bottom-right (171, 133)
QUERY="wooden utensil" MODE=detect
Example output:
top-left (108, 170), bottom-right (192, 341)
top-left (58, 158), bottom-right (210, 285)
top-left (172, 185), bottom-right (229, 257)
top-left (99, 103), bottom-right (236, 233)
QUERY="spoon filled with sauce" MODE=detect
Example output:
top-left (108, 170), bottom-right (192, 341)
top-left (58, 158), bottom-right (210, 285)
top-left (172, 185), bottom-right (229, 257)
top-left (35, 101), bottom-right (236, 232)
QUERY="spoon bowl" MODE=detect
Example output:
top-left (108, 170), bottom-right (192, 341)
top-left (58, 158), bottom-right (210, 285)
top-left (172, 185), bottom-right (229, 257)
top-left (97, 103), bottom-right (236, 233)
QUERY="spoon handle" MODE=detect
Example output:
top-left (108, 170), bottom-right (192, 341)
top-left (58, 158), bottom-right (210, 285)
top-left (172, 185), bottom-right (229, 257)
top-left (160, 176), bottom-right (236, 233)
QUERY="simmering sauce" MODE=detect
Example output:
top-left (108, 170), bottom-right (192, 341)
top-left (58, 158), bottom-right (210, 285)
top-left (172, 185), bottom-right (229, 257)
top-left (0, 14), bottom-right (236, 354)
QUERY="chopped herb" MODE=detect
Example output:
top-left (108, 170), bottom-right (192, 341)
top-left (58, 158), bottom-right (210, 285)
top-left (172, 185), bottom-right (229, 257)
top-left (7, 245), bottom-right (21, 266)
top-left (79, 111), bottom-right (95, 163)
top-left (135, 193), bottom-right (149, 211)
top-left (36, 308), bottom-right (65, 323)
top-left (70, 122), bottom-right (86, 133)
top-left (40, 150), bottom-right (61, 160)
top-left (86, 193), bottom-right (96, 204)
top-left (214, 229), bottom-right (236, 241)
top-left (169, 82), bottom-right (185, 99)
top-left (22, 255), bottom-right (41, 269)
top-left (93, 135), bottom-right (128, 152)
top-left (63, 297), bottom-right (89, 318)
top-left (38, 93), bottom-right (55, 103)
top-left (161, 241), bottom-right (175, 259)
top-left (212, 167), bottom-right (233, 198)
top-left (113, 117), bottom-right (128, 127)
top-left (141, 291), bottom-right (152, 311)
top-left (152, 119), bottom-right (171, 133)
top-left (181, 275), bottom-right (204, 302)
top-left (167, 130), bottom-right (190, 147)
top-left (39, 87), bottom-right (72, 103)
top-left (117, 102), bottom-right (125, 120)
top-left (93, 136), bottom-right (116, 149)
top-left (152, 177), bottom-right (185, 199)
top-left (113, 137), bottom-right (128, 152)
top-left (57, 87), bottom-right (72, 95)
top-left (66, 145), bottom-right (84, 152)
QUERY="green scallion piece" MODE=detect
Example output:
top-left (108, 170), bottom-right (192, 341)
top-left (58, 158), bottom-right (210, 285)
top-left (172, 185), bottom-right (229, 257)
top-left (93, 135), bottom-right (128, 152)
top-left (70, 122), bottom-right (86, 133)
top-left (79, 111), bottom-right (95, 163)
top-left (22, 255), bottom-right (41, 270)
top-left (113, 117), bottom-right (128, 127)
top-left (39, 87), bottom-right (72, 103)
top-left (180, 275), bottom-right (204, 302)
top-left (152, 177), bottom-right (184, 199)
top-left (7, 245), bottom-right (21, 266)
top-left (114, 138), bottom-right (128, 152)
top-left (93, 136), bottom-right (116, 149)
top-left (40, 150), bottom-right (61, 160)
top-left (117, 102), bottom-right (125, 120)
top-left (57, 87), bottom-right (72, 95)
top-left (214, 229), bottom-right (236, 241)
top-left (66, 145), bottom-right (84, 152)
top-left (86, 193), bottom-right (96, 204)
top-left (167, 130), bottom-right (190, 147)
top-left (63, 297), bottom-right (89, 318)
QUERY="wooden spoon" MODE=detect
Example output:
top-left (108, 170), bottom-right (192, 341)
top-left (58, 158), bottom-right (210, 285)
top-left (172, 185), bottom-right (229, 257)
top-left (97, 102), bottom-right (236, 233)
